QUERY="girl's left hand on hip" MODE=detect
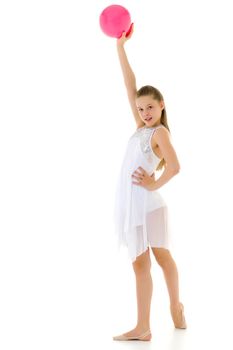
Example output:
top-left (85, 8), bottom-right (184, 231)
top-left (131, 166), bottom-right (156, 191)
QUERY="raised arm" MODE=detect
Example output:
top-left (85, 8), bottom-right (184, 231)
top-left (116, 24), bottom-right (145, 128)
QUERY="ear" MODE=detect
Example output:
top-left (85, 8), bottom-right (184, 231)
top-left (160, 100), bottom-right (165, 110)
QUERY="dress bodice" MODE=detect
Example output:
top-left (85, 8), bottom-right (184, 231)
top-left (127, 125), bottom-right (163, 173)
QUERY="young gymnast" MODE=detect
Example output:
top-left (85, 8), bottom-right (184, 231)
top-left (113, 23), bottom-right (187, 341)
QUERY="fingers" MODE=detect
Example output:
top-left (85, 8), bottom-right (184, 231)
top-left (137, 166), bottom-right (145, 175)
top-left (126, 22), bottom-right (134, 37)
top-left (133, 167), bottom-right (144, 175)
top-left (132, 169), bottom-right (145, 184)
top-left (119, 22), bottom-right (134, 40)
top-left (132, 166), bottom-right (154, 190)
top-left (117, 31), bottom-right (126, 41)
top-left (133, 171), bottom-right (144, 178)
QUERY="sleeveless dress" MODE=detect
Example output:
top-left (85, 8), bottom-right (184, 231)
top-left (113, 125), bottom-right (172, 263)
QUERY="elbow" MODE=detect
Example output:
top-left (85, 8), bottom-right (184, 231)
top-left (173, 166), bottom-right (180, 175)
top-left (166, 166), bottom-right (180, 176)
top-left (171, 161), bottom-right (181, 175)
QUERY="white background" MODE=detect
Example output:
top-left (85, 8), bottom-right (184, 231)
top-left (1, 0), bottom-right (233, 349)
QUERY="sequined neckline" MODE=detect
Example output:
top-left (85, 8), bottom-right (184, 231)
top-left (135, 126), bottom-right (162, 161)
top-left (137, 124), bottom-right (162, 131)
top-left (144, 124), bottom-right (163, 129)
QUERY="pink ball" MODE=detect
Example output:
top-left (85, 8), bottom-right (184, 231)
top-left (99, 4), bottom-right (131, 38)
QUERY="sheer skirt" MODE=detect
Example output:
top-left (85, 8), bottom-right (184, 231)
top-left (135, 206), bottom-right (171, 254)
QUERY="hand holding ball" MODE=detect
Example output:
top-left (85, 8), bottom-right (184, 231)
top-left (99, 5), bottom-right (132, 38)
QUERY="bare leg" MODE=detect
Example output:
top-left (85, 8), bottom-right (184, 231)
top-left (151, 248), bottom-right (179, 306)
top-left (151, 247), bottom-right (187, 328)
top-left (135, 259), bottom-right (153, 329)
top-left (116, 248), bottom-right (152, 339)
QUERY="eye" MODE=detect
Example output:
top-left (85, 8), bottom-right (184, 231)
top-left (148, 106), bottom-right (153, 109)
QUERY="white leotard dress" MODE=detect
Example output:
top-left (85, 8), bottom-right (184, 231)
top-left (113, 125), bottom-right (172, 263)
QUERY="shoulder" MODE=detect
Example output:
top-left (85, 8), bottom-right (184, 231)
top-left (151, 125), bottom-right (171, 146)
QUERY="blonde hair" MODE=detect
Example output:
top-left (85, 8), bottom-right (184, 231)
top-left (136, 85), bottom-right (170, 171)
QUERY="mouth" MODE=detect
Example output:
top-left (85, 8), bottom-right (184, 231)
top-left (145, 117), bottom-right (152, 122)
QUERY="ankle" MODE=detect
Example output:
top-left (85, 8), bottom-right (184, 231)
top-left (136, 323), bottom-right (151, 331)
top-left (170, 302), bottom-right (181, 309)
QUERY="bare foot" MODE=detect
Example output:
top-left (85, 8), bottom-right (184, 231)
top-left (170, 302), bottom-right (187, 329)
top-left (121, 326), bottom-right (152, 340)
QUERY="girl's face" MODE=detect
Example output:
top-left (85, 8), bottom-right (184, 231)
top-left (136, 95), bottom-right (164, 127)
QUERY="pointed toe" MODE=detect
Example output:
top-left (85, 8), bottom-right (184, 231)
top-left (113, 334), bottom-right (127, 340)
top-left (170, 302), bottom-right (187, 329)
top-left (113, 329), bottom-right (151, 341)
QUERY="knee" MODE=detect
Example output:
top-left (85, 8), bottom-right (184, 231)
top-left (132, 249), bottom-right (151, 275)
top-left (152, 248), bottom-right (172, 267)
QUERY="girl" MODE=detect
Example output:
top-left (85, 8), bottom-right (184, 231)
top-left (112, 23), bottom-right (187, 341)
